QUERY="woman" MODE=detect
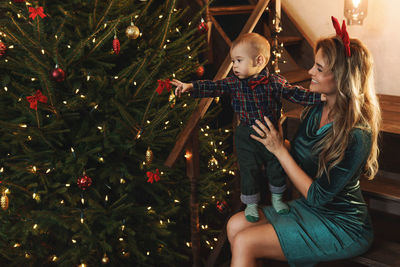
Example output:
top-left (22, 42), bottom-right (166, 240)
top-left (226, 17), bottom-right (381, 267)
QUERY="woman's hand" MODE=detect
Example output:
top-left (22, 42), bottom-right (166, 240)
top-left (171, 79), bottom-right (193, 97)
top-left (250, 116), bottom-right (286, 157)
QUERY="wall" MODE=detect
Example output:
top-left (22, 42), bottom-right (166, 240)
top-left (282, 0), bottom-right (400, 96)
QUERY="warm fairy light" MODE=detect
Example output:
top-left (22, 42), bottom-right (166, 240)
top-left (3, 86), bottom-right (7, 91)
top-left (186, 242), bottom-right (191, 247)
top-left (175, 28), bottom-right (180, 32)
top-left (165, 120), bottom-right (169, 125)
top-left (67, 44), bottom-right (71, 48)
top-left (8, 45), bottom-right (13, 49)
top-left (92, 38), bottom-right (96, 43)
top-left (27, 136), bottom-right (32, 141)
top-left (114, 76), bottom-right (118, 79)
top-left (146, 251), bottom-right (150, 256)
top-left (25, 253), bottom-right (30, 259)
top-left (94, 104), bottom-right (99, 109)
top-left (184, 152), bottom-right (192, 159)
top-left (63, 101), bottom-right (67, 104)
top-left (81, 198), bottom-right (85, 205)
top-left (41, 49), bottom-right (44, 54)
top-left (105, 195), bottom-right (108, 201)
top-left (32, 193), bottom-right (37, 199)
top-left (146, 120), bottom-right (151, 124)
top-left (86, 75), bottom-right (90, 81)
top-left (4, 188), bottom-right (10, 194)
top-left (70, 147), bottom-right (75, 153)
top-left (51, 255), bottom-right (58, 262)
top-left (80, 217), bottom-right (84, 224)
top-left (120, 178), bottom-right (126, 184)
top-left (160, 220), bottom-right (163, 225)
top-left (188, 55), bottom-right (192, 59)
top-left (172, 73), bottom-right (176, 77)
top-left (97, 126), bottom-right (103, 130)
top-left (119, 237), bottom-right (124, 241)
top-left (159, 15), bottom-right (163, 19)
top-left (99, 157), bottom-right (104, 162)
top-left (55, 34), bottom-right (58, 39)
top-left (121, 225), bottom-right (125, 231)
top-left (133, 81), bottom-right (137, 86)
top-left (214, 238), bottom-right (218, 241)
top-left (174, 199), bottom-right (180, 203)
top-left (19, 124), bottom-right (27, 128)
top-left (80, 94), bottom-right (86, 98)
top-left (31, 78), bottom-right (36, 81)
top-left (167, 219), bottom-right (171, 223)
top-left (163, 44), bottom-right (166, 49)
top-left (32, 166), bottom-right (36, 173)
top-left (60, 200), bottom-right (64, 204)
top-left (65, 183), bottom-right (70, 187)
top-left (227, 191), bottom-right (230, 195)
top-left (212, 196), bottom-right (215, 199)
top-left (202, 205), bottom-right (206, 209)
top-left (104, 23), bottom-right (107, 28)
top-left (187, 46), bottom-right (191, 51)
top-left (13, 243), bottom-right (21, 248)
top-left (79, 264), bottom-right (86, 267)
top-left (134, 15), bottom-right (139, 19)
top-left (210, 246), bottom-right (214, 250)
top-left (224, 129), bottom-right (230, 133)
top-left (206, 240), bottom-right (210, 245)
top-left (147, 206), bottom-right (152, 210)
top-left (72, 239), bottom-right (77, 243)
top-left (0, 167), bottom-right (3, 172)
top-left (204, 133), bottom-right (209, 137)
top-left (33, 224), bottom-right (38, 230)
top-left (17, 13), bottom-right (21, 18)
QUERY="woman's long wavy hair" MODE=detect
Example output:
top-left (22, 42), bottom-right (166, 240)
top-left (305, 36), bottom-right (381, 180)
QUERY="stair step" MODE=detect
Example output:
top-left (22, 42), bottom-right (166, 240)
top-left (280, 36), bottom-right (303, 46)
top-left (281, 68), bottom-right (310, 84)
top-left (209, 5), bottom-right (256, 16)
top-left (360, 174), bottom-right (400, 203)
top-left (350, 239), bottom-right (400, 267)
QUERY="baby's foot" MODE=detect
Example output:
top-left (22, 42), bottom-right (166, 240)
top-left (271, 193), bottom-right (289, 214)
top-left (245, 203), bottom-right (259, 222)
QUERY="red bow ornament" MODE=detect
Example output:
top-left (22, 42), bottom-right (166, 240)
top-left (146, 169), bottom-right (160, 183)
top-left (26, 90), bottom-right (48, 110)
top-left (29, 7), bottom-right (47, 20)
top-left (248, 76), bottom-right (269, 90)
top-left (331, 16), bottom-right (351, 57)
top-left (156, 79), bottom-right (172, 95)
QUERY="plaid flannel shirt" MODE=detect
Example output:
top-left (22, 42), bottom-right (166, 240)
top-left (192, 68), bottom-right (321, 127)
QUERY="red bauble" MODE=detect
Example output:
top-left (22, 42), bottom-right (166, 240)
top-left (0, 42), bottom-right (7, 57)
top-left (51, 67), bottom-right (65, 82)
top-left (195, 66), bottom-right (204, 78)
top-left (77, 175), bottom-right (93, 190)
top-left (198, 18), bottom-right (208, 34)
top-left (113, 37), bottom-right (120, 55)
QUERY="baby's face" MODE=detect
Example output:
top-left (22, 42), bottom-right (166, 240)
top-left (230, 43), bottom-right (260, 79)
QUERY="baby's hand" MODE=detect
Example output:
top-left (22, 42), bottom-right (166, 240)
top-left (171, 79), bottom-right (193, 97)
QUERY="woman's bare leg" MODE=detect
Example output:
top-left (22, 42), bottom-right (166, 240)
top-left (227, 209), bottom-right (286, 267)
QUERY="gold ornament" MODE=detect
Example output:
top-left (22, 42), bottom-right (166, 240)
top-left (169, 91), bottom-right (176, 108)
top-left (1, 194), bottom-right (9, 210)
top-left (126, 23), bottom-right (140, 39)
top-left (145, 147), bottom-right (153, 165)
top-left (101, 253), bottom-right (109, 264)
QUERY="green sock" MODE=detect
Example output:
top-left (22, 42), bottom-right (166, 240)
top-left (271, 193), bottom-right (289, 214)
top-left (245, 203), bottom-right (259, 222)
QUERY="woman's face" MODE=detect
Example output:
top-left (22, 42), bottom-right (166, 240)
top-left (308, 49), bottom-right (337, 96)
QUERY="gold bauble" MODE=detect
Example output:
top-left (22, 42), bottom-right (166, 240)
top-left (126, 24), bottom-right (140, 39)
top-left (145, 147), bottom-right (153, 165)
top-left (1, 194), bottom-right (9, 210)
top-left (169, 91), bottom-right (176, 108)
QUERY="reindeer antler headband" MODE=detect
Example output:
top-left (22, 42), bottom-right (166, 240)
top-left (331, 16), bottom-right (351, 57)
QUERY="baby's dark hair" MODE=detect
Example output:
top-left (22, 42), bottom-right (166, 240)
top-left (231, 33), bottom-right (271, 64)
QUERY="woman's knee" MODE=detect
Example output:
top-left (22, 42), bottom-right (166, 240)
top-left (227, 212), bottom-right (246, 243)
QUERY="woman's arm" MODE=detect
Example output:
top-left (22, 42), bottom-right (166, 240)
top-left (250, 116), bottom-right (312, 198)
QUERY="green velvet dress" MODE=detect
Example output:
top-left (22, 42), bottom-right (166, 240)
top-left (262, 103), bottom-right (373, 266)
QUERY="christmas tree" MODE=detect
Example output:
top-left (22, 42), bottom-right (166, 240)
top-left (0, 0), bottom-right (235, 266)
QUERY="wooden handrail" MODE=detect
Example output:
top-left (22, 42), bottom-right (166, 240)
top-left (164, 0), bottom-right (271, 168)
top-left (209, 5), bottom-right (256, 16)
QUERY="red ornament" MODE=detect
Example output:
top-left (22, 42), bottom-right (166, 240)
top-left (0, 42), bottom-right (6, 57)
top-left (195, 66), bottom-right (204, 78)
top-left (156, 79), bottom-right (172, 95)
top-left (113, 35), bottom-right (120, 55)
top-left (51, 66), bottom-right (66, 82)
top-left (26, 90), bottom-right (48, 110)
top-left (198, 18), bottom-right (208, 34)
top-left (216, 200), bottom-right (228, 213)
top-left (146, 169), bottom-right (160, 184)
top-left (28, 7), bottom-right (47, 20)
top-left (77, 175), bottom-right (93, 190)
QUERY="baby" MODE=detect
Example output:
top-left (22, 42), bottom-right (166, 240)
top-left (172, 33), bottom-right (322, 222)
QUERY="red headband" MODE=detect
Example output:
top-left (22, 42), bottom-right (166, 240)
top-left (331, 16), bottom-right (351, 57)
